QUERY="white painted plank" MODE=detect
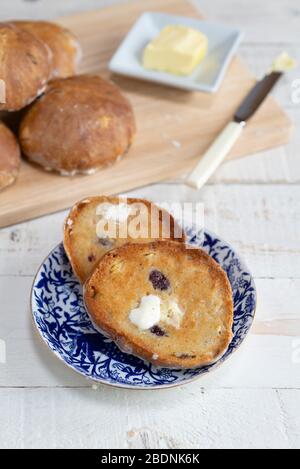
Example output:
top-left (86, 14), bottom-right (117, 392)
top-left (1, 0), bottom-right (300, 46)
top-left (0, 211), bottom-right (66, 278)
top-left (277, 389), bottom-right (300, 449)
top-left (0, 387), bottom-right (299, 448)
top-left (254, 278), bottom-right (300, 336)
top-left (210, 145), bottom-right (297, 184)
top-left (1, 275), bottom-right (299, 388)
top-left (193, 0), bottom-right (300, 45)
top-left (0, 0), bottom-right (126, 21)
top-left (1, 185), bottom-right (300, 279)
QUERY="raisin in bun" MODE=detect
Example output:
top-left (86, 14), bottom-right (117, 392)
top-left (0, 121), bottom-right (21, 191)
top-left (12, 21), bottom-right (81, 78)
top-left (0, 23), bottom-right (51, 111)
top-left (84, 241), bottom-right (233, 369)
top-left (64, 196), bottom-right (185, 283)
top-left (19, 75), bottom-right (136, 175)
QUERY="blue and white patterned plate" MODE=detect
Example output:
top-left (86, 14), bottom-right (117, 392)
top-left (31, 227), bottom-right (256, 389)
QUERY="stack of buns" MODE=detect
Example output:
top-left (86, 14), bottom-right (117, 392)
top-left (64, 195), bottom-right (234, 369)
top-left (0, 20), bottom-right (135, 190)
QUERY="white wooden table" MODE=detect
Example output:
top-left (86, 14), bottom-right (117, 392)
top-left (0, 0), bottom-right (300, 449)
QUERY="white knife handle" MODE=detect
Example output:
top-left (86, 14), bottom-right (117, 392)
top-left (186, 121), bottom-right (245, 190)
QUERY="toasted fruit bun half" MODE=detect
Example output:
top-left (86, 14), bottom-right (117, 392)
top-left (64, 196), bottom-right (185, 283)
top-left (84, 240), bottom-right (233, 369)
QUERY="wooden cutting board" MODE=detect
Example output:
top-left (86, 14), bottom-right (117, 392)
top-left (0, 0), bottom-right (292, 228)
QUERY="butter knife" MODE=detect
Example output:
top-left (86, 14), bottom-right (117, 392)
top-left (186, 71), bottom-right (282, 190)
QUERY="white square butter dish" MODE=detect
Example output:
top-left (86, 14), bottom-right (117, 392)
top-left (109, 12), bottom-right (243, 93)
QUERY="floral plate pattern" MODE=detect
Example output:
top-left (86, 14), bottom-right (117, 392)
top-left (31, 227), bottom-right (256, 389)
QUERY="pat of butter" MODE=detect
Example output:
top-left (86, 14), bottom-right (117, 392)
top-left (143, 25), bottom-right (208, 76)
top-left (161, 298), bottom-right (184, 329)
top-left (129, 295), bottom-right (161, 330)
top-left (272, 52), bottom-right (297, 72)
top-left (129, 295), bottom-right (184, 331)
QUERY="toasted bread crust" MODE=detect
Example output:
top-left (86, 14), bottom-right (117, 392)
top-left (0, 22), bottom-right (51, 111)
top-left (12, 20), bottom-right (81, 79)
top-left (84, 241), bottom-right (233, 369)
top-left (64, 196), bottom-right (185, 283)
top-left (19, 75), bottom-right (136, 174)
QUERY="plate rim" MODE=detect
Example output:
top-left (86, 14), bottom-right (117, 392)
top-left (30, 229), bottom-right (257, 390)
top-left (108, 11), bottom-right (243, 93)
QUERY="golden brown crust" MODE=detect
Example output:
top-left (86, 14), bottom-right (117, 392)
top-left (12, 20), bottom-right (81, 78)
top-left (84, 241), bottom-right (234, 369)
top-left (19, 75), bottom-right (136, 173)
top-left (63, 196), bottom-right (185, 283)
top-left (0, 121), bottom-right (21, 191)
top-left (0, 22), bottom-right (51, 111)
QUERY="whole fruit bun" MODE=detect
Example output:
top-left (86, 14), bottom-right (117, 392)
top-left (0, 121), bottom-right (21, 191)
top-left (12, 20), bottom-right (81, 79)
top-left (0, 23), bottom-right (51, 111)
top-left (19, 75), bottom-right (136, 175)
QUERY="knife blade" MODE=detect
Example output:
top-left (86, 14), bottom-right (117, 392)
top-left (234, 71), bottom-right (282, 123)
top-left (186, 71), bottom-right (282, 190)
